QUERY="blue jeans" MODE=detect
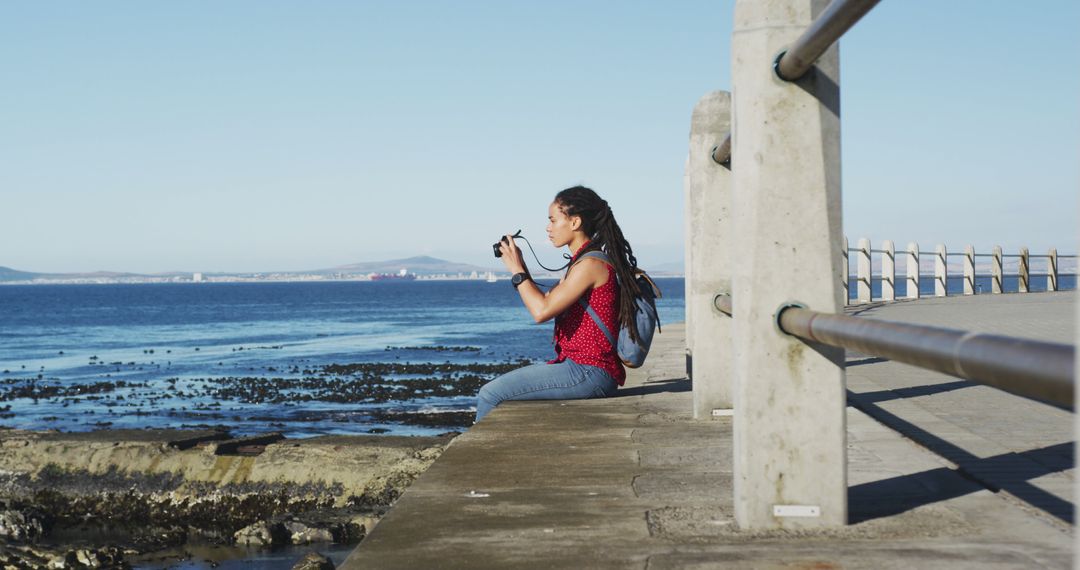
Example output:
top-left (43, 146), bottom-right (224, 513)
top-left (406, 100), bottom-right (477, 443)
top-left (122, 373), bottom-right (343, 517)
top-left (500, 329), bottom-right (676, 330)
top-left (475, 359), bottom-right (618, 422)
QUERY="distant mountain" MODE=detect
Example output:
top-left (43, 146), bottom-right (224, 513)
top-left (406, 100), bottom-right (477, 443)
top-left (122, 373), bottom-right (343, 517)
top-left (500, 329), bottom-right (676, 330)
top-left (0, 266), bottom-right (179, 283)
top-left (323, 256), bottom-right (498, 276)
top-left (0, 266), bottom-right (40, 282)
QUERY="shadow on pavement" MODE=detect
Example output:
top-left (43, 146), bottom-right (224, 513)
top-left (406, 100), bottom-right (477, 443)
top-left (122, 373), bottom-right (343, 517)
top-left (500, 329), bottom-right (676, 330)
top-left (848, 390), bottom-right (1075, 524)
top-left (849, 442), bottom-right (1074, 524)
top-left (614, 378), bottom-right (691, 397)
top-left (850, 380), bottom-right (974, 404)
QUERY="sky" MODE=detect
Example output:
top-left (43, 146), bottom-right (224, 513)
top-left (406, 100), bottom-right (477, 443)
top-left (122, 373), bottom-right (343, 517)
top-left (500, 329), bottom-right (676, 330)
top-left (2, 1), bottom-right (1077, 274)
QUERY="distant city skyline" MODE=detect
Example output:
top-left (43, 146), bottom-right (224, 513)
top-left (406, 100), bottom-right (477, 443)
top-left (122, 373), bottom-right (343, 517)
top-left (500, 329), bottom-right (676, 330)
top-left (3, 1), bottom-right (1077, 274)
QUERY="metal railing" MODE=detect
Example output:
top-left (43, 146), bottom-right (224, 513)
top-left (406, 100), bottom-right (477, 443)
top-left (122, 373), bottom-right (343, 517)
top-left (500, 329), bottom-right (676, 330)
top-left (777, 305), bottom-right (1074, 409)
top-left (773, 0), bottom-right (883, 80)
top-left (712, 136), bottom-right (732, 166)
top-left (844, 239), bottom-right (1076, 303)
top-left (712, 0), bottom-right (880, 166)
top-left (713, 291), bottom-right (1074, 410)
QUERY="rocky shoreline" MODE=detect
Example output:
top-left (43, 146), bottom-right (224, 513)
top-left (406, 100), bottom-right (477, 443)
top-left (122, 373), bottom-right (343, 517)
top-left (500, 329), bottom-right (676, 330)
top-left (0, 428), bottom-right (457, 568)
top-left (1, 358), bottom-right (526, 437)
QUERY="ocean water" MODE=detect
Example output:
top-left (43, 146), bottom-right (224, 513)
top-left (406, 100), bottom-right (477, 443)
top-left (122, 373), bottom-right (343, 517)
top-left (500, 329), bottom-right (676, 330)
top-left (0, 279), bottom-right (685, 437)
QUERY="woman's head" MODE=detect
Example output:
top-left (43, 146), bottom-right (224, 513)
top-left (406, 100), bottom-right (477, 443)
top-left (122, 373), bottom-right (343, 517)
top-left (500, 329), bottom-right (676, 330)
top-left (551, 185), bottom-right (645, 344)
top-left (551, 186), bottom-right (608, 241)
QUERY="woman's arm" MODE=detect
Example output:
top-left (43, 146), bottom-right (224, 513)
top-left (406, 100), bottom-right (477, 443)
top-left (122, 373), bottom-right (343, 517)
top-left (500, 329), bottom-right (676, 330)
top-left (497, 235), bottom-right (608, 323)
top-left (515, 259), bottom-right (607, 323)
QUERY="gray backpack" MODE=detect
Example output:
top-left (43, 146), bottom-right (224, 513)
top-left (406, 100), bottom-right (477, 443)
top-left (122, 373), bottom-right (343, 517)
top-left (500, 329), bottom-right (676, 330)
top-left (574, 251), bottom-right (662, 368)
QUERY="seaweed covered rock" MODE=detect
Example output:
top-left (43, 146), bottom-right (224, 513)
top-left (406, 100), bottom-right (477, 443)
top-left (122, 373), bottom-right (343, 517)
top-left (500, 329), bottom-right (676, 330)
top-left (283, 520), bottom-right (334, 544)
top-left (292, 551), bottom-right (335, 570)
top-left (0, 507), bottom-right (47, 542)
top-left (234, 521), bottom-right (290, 546)
top-left (0, 544), bottom-right (130, 570)
top-left (0, 430), bottom-right (451, 565)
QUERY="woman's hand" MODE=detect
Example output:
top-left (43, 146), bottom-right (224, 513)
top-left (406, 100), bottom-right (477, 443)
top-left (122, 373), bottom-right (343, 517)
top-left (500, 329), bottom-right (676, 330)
top-left (498, 234), bottom-right (527, 274)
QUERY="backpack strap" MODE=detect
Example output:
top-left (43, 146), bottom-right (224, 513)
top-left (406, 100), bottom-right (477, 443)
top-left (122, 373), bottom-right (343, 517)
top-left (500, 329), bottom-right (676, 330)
top-left (572, 250), bottom-right (617, 348)
top-left (578, 250), bottom-right (612, 265)
top-left (577, 297), bottom-right (617, 350)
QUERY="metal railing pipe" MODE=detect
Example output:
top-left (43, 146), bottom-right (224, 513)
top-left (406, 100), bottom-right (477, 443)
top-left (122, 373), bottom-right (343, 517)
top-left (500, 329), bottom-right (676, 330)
top-left (711, 134), bottom-right (732, 165)
top-left (774, 0), bottom-right (882, 81)
top-left (777, 306), bottom-right (1075, 409)
top-left (714, 294), bottom-right (733, 317)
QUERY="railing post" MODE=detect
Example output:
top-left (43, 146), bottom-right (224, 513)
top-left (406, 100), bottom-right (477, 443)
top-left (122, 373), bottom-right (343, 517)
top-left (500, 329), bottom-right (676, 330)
top-left (963, 245), bottom-right (976, 295)
top-left (881, 240), bottom-right (895, 301)
top-left (842, 236), bottom-right (849, 306)
top-left (992, 246), bottom-right (1003, 294)
top-left (686, 90), bottom-right (734, 417)
top-left (1019, 247), bottom-right (1030, 293)
top-left (732, 0), bottom-right (846, 530)
top-left (1049, 248), bottom-right (1059, 292)
top-left (906, 242), bottom-right (920, 299)
top-left (856, 238), bottom-right (871, 303)
top-left (935, 244), bottom-right (948, 297)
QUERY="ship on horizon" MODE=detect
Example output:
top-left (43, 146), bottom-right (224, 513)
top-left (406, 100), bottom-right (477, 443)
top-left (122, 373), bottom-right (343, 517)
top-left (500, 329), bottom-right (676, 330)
top-left (369, 268), bottom-right (417, 281)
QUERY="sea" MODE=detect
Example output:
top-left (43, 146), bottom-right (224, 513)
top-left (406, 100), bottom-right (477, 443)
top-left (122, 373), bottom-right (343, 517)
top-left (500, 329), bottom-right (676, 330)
top-left (0, 279), bottom-right (685, 437)
top-left (851, 274), bottom-right (1076, 299)
top-left (2, 274), bottom-right (1073, 439)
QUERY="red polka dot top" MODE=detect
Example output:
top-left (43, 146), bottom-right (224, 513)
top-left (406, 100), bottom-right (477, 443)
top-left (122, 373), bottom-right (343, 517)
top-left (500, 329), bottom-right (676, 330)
top-left (548, 241), bottom-right (625, 386)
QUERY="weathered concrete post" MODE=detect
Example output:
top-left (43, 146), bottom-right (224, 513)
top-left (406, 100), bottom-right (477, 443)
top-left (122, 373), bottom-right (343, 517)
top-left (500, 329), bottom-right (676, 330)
top-left (881, 240), bottom-right (895, 301)
top-left (1074, 241), bottom-right (1080, 570)
top-left (686, 91), bottom-right (734, 416)
top-left (841, 237), bottom-right (849, 305)
top-left (1049, 248), bottom-right (1059, 292)
top-left (1019, 247), bottom-right (1030, 293)
top-left (731, 0), bottom-right (846, 529)
top-left (684, 164), bottom-right (694, 378)
top-left (856, 238), bottom-right (871, 303)
top-left (992, 246), bottom-right (1004, 294)
top-left (906, 242), bottom-right (920, 299)
top-left (935, 244), bottom-right (948, 297)
top-left (963, 245), bottom-right (976, 295)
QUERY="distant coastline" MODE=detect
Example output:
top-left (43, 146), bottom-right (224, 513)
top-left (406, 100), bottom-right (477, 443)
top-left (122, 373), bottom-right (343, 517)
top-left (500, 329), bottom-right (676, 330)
top-left (0, 255), bottom-right (686, 286)
top-left (0, 272), bottom-right (686, 286)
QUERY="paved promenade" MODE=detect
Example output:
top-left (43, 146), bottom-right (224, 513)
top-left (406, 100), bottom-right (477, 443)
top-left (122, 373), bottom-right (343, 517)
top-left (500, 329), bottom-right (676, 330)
top-left (343, 292), bottom-right (1074, 569)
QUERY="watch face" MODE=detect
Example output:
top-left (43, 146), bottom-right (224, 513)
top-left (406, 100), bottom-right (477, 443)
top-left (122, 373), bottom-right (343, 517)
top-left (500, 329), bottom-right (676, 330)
top-left (512, 273), bottom-right (525, 285)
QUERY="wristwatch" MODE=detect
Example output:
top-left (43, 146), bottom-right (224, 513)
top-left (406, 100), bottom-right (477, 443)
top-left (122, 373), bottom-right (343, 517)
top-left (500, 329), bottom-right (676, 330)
top-left (511, 272), bottom-right (530, 289)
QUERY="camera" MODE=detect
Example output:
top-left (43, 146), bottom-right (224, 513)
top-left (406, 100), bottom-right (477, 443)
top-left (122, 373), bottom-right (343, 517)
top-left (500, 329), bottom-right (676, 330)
top-left (492, 230), bottom-right (522, 258)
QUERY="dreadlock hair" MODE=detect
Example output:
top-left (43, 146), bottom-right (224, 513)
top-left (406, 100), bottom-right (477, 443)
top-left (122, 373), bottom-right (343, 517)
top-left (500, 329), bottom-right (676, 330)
top-left (554, 185), bottom-right (645, 345)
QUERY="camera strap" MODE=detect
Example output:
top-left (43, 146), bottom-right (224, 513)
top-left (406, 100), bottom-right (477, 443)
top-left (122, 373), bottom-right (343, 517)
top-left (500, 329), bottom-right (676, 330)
top-left (513, 234), bottom-right (573, 273)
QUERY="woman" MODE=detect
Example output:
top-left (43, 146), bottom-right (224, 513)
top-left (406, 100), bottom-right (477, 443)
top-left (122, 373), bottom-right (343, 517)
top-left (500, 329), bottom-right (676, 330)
top-left (475, 186), bottom-right (644, 422)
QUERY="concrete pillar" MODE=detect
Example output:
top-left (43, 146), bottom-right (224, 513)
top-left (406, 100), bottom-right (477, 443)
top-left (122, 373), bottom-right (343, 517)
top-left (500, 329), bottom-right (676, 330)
top-left (684, 162), bottom-right (693, 379)
top-left (686, 91), bottom-right (734, 416)
top-left (992, 246), bottom-right (1004, 294)
top-left (841, 237), bottom-right (849, 305)
top-left (963, 245), bottom-right (976, 295)
top-left (1019, 247), bottom-right (1030, 293)
top-left (856, 238), bottom-right (871, 303)
top-left (906, 242), bottom-right (920, 299)
top-left (935, 244), bottom-right (948, 297)
top-left (881, 240), bottom-right (895, 301)
top-left (1074, 240), bottom-right (1080, 570)
top-left (1049, 248), bottom-right (1059, 292)
top-left (731, 0), bottom-right (846, 530)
